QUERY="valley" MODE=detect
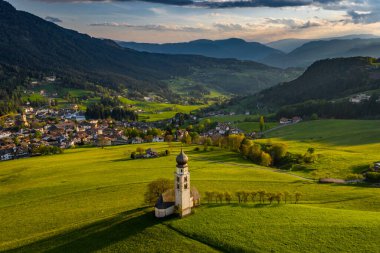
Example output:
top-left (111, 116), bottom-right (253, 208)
top-left (1, 0), bottom-right (380, 252)
top-left (1, 120), bottom-right (380, 252)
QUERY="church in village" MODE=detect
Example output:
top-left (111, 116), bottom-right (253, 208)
top-left (155, 149), bottom-right (200, 218)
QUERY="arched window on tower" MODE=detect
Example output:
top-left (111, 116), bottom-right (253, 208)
top-left (184, 183), bottom-right (188, 189)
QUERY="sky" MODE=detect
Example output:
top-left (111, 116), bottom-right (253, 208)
top-left (7, 0), bottom-right (380, 43)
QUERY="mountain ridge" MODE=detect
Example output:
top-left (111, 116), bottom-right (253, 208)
top-left (117, 38), bottom-right (285, 62)
top-left (0, 0), bottom-right (300, 101)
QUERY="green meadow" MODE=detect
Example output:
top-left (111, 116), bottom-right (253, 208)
top-left (119, 97), bottom-right (205, 121)
top-left (263, 119), bottom-right (380, 179)
top-left (1, 128), bottom-right (380, 252)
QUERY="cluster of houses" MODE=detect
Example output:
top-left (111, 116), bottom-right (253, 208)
top-left (279, 116), bottom-right (302, 125)
top-left (349, 94), bottom-right (371, 104)
top-left (0, 106), bottom-right (168, 162)
top-left (349, 93), bottom-right (380, 104)
top-left (207, 122), bottom-right (243, 136)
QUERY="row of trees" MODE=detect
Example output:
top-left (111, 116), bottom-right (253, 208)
top-left (204, 190), bottom-right (302, 204)
top-left (31, 145), bottom-right (64, 155)
top-left (85, 104), bottom-right (138, 121)
top-left (181, 132), bottom-right (316, 169)
top-left (123, 127), bottom-right (163, 139)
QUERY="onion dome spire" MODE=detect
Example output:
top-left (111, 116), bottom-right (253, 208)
top-left (176, 148), bottom-right (188, 166)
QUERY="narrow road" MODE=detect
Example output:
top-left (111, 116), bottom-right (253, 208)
top-left (261, 122), bottom-right (299, 135)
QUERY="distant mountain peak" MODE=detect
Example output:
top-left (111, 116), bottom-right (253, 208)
top-left (0, 0), bottom-right (16, 12)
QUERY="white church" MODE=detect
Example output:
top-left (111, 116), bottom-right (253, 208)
top-left (155, 149), bottom-right (200, 218)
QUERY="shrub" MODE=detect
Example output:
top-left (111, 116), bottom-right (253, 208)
top-left (269, 143), bottom-right (287, 164)
top-left (194, 147), bottom-right (200, 151)
top-left (310, 113), bottom-right (319, 120)
top-left (346, 173), bottom-right (364, 181)
top-left (366, 172), bottom-right (380, 183)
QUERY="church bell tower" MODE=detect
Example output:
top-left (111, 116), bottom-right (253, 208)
top-left (175, 149), bottom-right (192, 217)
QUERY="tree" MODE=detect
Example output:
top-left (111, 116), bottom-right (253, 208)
top-left (224, 192), bottom-right (232, 204)
top-left (269, 143), bottom-right (288, 164)
top-left (259, 116), bottom-right (265, 132)
top-left (284, 191), bottom-right (291, 204)
top-left (205, 191), bottom-right (213, 203)
top-left (260, 152), bottom-right (272, 167)
top-left (275, 192), bottom-right (283, 204)
top-left (242, 191), bottom-right (250, 203)
top-left (303, 148), bottom-right (316, 163)
top-left (212, 191), bottom-right (219, 203)
top-left (165, 135), bottom-right (174, 150)
top-left (258, 190), bottom-right (266, 203)
top-left (136, 147), bottom-right (145, 155)
top-left (248, 144), bottom-right (262, 164)
top-left (295, 192), bottom-right (302, 204)
top-left (266, 193), bottom-right (275, 204)
top-left (216, 192), bottom-right (224, 203)
top-left (250, 191), bottom-right (257, 203)
top-left (235, 191), bottom-right (243, 203)
top-left (307, 147), bottom-right (315, 154)
top-left (144, 178), bottom-right (172, 206)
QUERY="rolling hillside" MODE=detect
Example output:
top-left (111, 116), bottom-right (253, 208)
top-left (226, 57), bottom-right (380, 116)
top-left (1, 142), bottom-right (379, 252)
top-left (0, 0), bottom-right (300, 101)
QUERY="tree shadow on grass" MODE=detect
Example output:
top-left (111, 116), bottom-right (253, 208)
top-left (4, 208), bottom-right (165, 253)
top-left (111, 157), bottom-right (132, 162)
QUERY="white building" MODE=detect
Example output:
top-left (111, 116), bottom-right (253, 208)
top-left (155, 150), bottom-right (200, 218)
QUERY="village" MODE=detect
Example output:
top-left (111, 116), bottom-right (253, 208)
top-left (0, 105), bottom-right (241, 161)
top-left (0, 100), bottom-right (306, 162)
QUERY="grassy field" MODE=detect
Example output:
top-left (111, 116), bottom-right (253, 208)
top-left (119, 97), bottom-right (205, 121)
top-left (1, 141), bottom-right (380, 252)
top-left (262, 119), bottom-right (380, 179)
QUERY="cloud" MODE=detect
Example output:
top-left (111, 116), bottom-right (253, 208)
top-left (36, 0), bottom-right (343, 9)
top-left (213, 23), bottom-right (244, 31)
top-left (89, 22), bottom-right (209, 32)
top-left (265, 18), bottom-right (324, 29)
top-left (45, 16), bottom-right (62, 23)
top-left (346, 10), bottom-right (380, 24)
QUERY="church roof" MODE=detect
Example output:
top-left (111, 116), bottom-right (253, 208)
top-left (155, 187), bottom-right (200, 210)
top-left (155, 195), bottom-right (174, 209)
top-left (176, 149), bottom-right (188, 166)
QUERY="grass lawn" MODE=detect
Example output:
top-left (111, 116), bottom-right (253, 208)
top-left (262, 119), bottom-right (380, 179)
top-left (1, 142), bottom-right (379, 252)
